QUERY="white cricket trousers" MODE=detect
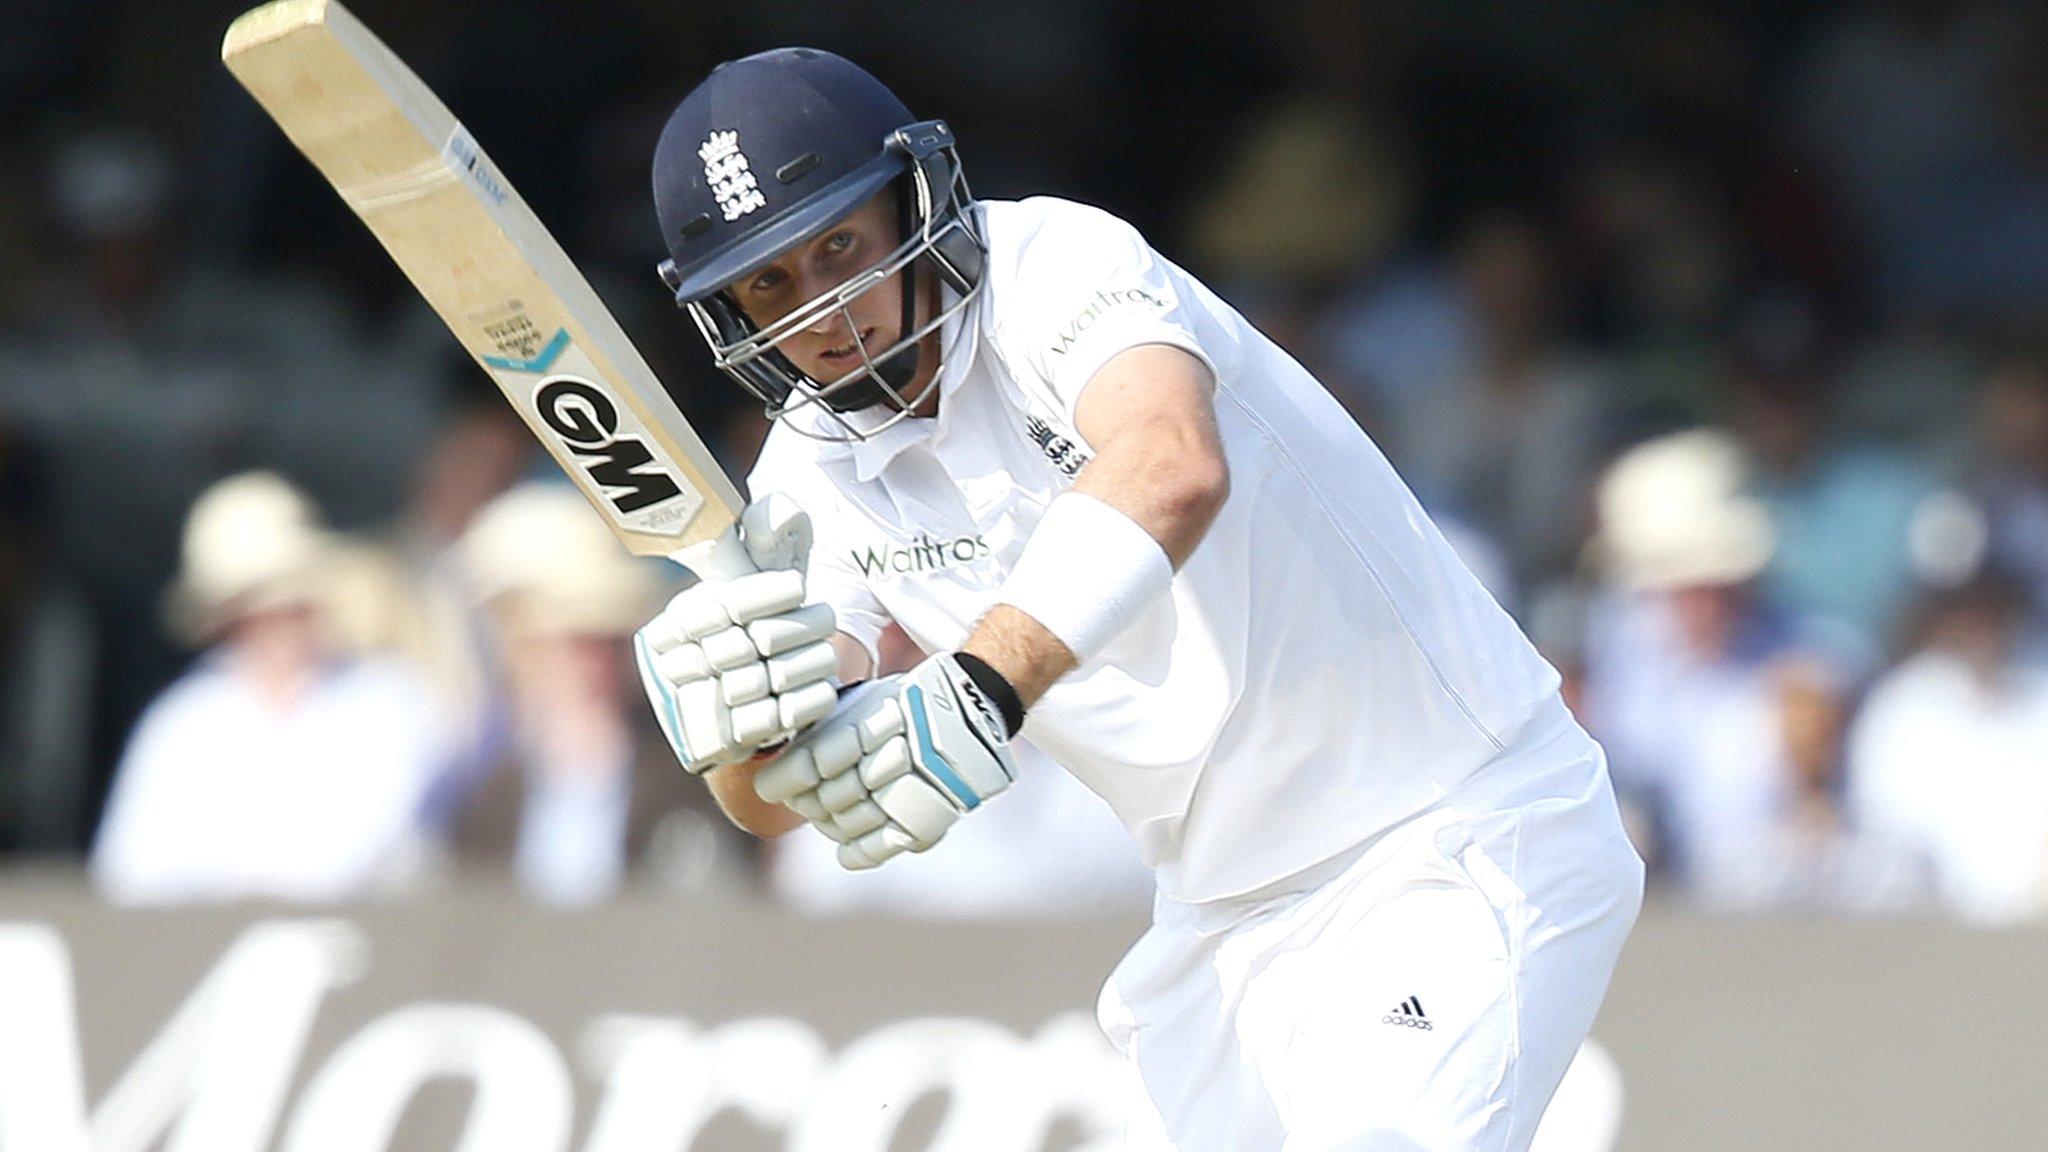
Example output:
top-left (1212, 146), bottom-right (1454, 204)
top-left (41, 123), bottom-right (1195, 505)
top-left (1097, 703), bottom-right (1644, 1152)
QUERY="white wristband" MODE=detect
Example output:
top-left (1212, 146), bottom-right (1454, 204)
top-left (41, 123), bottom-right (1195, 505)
top-left (996, 492), bottom-right (1173, 663)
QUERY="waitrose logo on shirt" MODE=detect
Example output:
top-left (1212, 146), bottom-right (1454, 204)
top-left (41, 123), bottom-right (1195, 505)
top-left (1049, 286), bottom-right (1169, 356)
top-left (852, 533), bottom-right (992, 577)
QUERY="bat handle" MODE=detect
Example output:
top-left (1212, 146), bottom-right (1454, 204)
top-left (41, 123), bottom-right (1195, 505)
top-left (671, 527), bottom-right (758, 583)
top-left (669, 495), bottom-right (813, 582)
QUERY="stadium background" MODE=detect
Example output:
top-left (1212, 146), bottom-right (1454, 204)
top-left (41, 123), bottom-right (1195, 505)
top-left (2, 0), bottom-right (2045, 1148)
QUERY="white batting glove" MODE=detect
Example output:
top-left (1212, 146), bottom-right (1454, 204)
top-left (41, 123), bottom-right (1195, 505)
top-left (634, 498), bottom-right (840, 773)
top-left (753, 653), bottom-right (1018, 869)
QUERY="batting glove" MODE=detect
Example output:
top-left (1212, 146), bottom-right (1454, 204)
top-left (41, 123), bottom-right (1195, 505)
top-left (753, 652), bottom-right (1019, 869)
top-left (635, 497), bottom-right (840, 773)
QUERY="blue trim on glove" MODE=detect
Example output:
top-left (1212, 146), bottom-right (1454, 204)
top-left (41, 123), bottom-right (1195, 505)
top-left (633, 632), bottom-right (693, 769)
top-left (905, 684), bottom-right (981, 810)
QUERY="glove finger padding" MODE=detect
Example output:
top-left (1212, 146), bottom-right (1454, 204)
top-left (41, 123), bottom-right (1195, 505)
top-left (641, 570), bottom-right (804, 652)
top-left (840, 825), bottom-right (923, 870)
top-left (763, 653), bottom-right (1017, 869)
top-left (636, 498), bottom-right (839, 774)
top-left (748, 604), bottom-right (837, 656)
top-left (752, 679), bottom-right (889, 802)
top-left (752, 744), bottom-right (821, 804)
top-left (779, 677), bottom-right (838, 730)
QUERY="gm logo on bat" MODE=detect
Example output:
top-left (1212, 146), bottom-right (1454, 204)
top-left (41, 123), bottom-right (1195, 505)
top-left (482, 324), bottom-right (698, 530)
top-left (535, 376), bottom-right (685, 515)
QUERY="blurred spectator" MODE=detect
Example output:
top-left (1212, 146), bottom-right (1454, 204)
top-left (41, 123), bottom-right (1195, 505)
top-left (1179, 1), bottom-right (1417, 326)
top-left (1788, 0), bottom-right (2048, 319)
top-left (23, 126), bottom-right (369, 380)
top-left (1565, 146), bottom-right (1744, 429)
top-left (1591, 7), bottom-right (1860, 312)
top-left (1848, 571), bottom-right (2048, 923)
top-left (1577, 432), bottom-right (1865, 892)
top-left (1315, 208), bottom-right (1608, 591)
top-left (770, 623), bottom-right (1153, 917)
top-left (1728, 333), bottom-right (1942, 656)
top-left (1954, 353), bottom-right (2048, 611)
top-left (4, 129), bottom-right (254, 806)
top-left (362, 401), bottom-right (537, 790)
top-left (3, 127), bottom-right (443, 820)
top-left (91, 473), bottom-right (453, 903)
top-left (0, 422), bottom-right (98, 854)
top-left (449, 482), bottom-right (753, 903)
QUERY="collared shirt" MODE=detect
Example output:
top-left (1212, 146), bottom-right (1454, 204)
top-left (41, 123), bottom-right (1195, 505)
top-left (750, 197), bottom-right (1562, 903)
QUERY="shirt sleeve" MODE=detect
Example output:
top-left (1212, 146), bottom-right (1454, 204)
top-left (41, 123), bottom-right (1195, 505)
top-left (1003, 202), bottom-right (1220, 426)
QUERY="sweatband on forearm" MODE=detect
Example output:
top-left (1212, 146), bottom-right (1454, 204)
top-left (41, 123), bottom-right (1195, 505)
top-left (995, 491), bottom-right (1174, 663)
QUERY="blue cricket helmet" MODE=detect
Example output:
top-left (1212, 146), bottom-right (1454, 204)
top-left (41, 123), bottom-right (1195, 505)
top-left (652, 48), bottom-right (985, 432)
top-left (654, 48), bottom-right (912, 301)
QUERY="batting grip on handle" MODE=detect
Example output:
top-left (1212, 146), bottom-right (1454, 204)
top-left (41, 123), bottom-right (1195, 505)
top-left (672, 527), bottom-right (758, 582)
top-left (669, 494), bottom-right (813, 583)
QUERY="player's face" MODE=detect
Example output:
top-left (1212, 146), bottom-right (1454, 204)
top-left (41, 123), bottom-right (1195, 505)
top-left (726, 191), bottom-right (941, 411)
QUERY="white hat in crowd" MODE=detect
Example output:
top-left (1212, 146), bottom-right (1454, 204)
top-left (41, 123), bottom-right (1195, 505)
top-left (1589, 429), bottom-right (1775, 592)
top-left (459, 481), bottom-right (675, 637)
top-left (164, 471), bottom-right (336, 643)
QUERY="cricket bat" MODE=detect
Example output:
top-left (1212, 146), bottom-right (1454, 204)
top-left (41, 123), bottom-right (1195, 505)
top-left (222, 0), bottom-right (773, 577)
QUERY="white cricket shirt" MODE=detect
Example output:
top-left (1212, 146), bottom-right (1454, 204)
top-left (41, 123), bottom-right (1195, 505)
top-left (749, 197), bottom-right (1563, 903)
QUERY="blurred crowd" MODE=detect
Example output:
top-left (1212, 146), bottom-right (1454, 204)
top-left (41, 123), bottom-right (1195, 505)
top-left (2, 0), bottom-right (2046, 921)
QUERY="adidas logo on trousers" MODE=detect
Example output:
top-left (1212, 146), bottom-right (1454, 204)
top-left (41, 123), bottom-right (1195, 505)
top-left (1382, 997), bottom-right (1433, 1030)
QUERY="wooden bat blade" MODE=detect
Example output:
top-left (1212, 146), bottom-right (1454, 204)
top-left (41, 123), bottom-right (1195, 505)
top-left (222, 0), bottom-right (743, 557)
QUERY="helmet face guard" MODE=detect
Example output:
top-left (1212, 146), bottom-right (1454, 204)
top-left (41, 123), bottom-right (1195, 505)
top-left (659, 121), bottom-right (986, 441)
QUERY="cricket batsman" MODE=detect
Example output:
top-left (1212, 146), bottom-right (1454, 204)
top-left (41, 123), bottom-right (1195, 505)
top-left (634, 48), bottom-right (1644, 1150)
